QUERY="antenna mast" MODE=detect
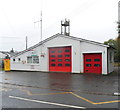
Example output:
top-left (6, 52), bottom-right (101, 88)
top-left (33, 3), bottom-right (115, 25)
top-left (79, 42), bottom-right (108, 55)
top-left (34, 0), bottom-right (44, 57)
top-left (34, 0), bottom-right (43, 43)
top-left (40, 11), bottom-right (42, 43)
top-left (61, 18), bottom-right (70, 36)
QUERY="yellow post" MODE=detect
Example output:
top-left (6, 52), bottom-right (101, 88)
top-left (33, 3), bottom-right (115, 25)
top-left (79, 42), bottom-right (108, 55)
top-left (4, 59), bottom-right (10, 71)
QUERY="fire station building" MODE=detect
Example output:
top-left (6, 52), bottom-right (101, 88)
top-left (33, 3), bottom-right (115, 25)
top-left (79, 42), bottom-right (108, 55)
top-left (10, 32), bottom-right (114, 75)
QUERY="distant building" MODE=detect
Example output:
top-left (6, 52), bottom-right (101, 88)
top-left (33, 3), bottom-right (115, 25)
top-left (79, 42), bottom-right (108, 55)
top-left (0, 50), bottom-right (19, 68)
top-left (0, 52), bottom-right (7, 68)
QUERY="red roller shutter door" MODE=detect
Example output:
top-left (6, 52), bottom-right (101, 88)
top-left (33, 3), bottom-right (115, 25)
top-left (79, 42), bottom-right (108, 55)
top-left (84, 53), bottom-right (102, 74)
top-left (49, 46), bottom-right (71, 72)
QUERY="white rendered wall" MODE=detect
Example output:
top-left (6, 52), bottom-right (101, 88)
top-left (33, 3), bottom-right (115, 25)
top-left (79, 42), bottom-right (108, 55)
top-left (40, 35), bottom-right (81, 73)
top-left (11, 35), bottom-right (81, 73)
top-left (11, 35), bottom-right (110, 74)
top-left (80, 41), bottom-right (108, 75)
top-left (11, 46), bottom-right (41, 71)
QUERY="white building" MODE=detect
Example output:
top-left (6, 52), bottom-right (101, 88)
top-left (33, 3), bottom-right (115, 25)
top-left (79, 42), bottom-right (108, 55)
top-left (10, 32), bottom-right (114, 75)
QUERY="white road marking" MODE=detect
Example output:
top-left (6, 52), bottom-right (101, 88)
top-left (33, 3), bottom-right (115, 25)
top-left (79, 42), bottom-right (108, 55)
top-left (9, 95), bottom-right (86, 109)
top-left (114, 93), bottom-right (120, 96)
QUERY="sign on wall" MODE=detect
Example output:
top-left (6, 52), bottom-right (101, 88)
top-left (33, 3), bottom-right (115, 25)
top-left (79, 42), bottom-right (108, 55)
top-left (27, 50), bottom-right (37, 56)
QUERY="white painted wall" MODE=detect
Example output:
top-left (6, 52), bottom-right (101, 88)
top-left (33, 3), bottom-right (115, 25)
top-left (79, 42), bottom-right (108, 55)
top-left (11, 35), bottom-right (81, 73)
top-left (39, 35), bottom-right (81, 73)
top-left (11, 34), bottom-right (112, 75)
top-left (80, 41), bottom-right (108, 75)
top-left (11, 46), bottom-right (41, 71)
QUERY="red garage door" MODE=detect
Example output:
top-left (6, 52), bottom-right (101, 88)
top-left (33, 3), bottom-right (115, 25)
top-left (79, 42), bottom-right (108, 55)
top-left (84, 53), bottom-right (102, 74)
top-left (49, 46), bottom-right (71, 72)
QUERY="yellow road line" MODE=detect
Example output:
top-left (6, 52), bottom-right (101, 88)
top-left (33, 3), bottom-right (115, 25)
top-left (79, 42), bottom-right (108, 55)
top-left (0, 88), bottom-right (12, 92)
top-left (20, 89), bottom-right (71, 96)
top-left (70, 92), bottom-right (95, 104)
top-left (20, 89), bottom-right (32, 96)
top-left (20, 89), bottom-right (120, 105)
top-left (34, 92), bottom-right (71, 96)
top-left (94, 100), bottom-right (120, 105)
top-left (71, 92), bottom-right (120, 105)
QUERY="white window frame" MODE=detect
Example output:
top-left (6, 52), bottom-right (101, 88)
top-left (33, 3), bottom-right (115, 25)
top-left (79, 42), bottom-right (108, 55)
top-left (27, 56), bottom-right (39, 64)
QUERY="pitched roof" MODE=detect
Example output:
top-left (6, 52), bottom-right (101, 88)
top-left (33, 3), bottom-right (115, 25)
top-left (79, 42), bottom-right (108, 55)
top-left (61, 34), bottom-right (109, 47)
top-left (12, 33), bottom-right (109, 57)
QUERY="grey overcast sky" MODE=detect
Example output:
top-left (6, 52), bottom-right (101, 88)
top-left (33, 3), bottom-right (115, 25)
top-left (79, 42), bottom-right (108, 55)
top-left (0, 0), bottom-right (119, 51)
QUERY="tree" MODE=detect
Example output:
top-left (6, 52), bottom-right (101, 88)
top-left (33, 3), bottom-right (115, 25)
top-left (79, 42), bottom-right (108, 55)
top-left (104, 39), bottom-right (117, 48)
top-left (104, 38), bottom-right (120, 62)
top-left (116, 37), bottom-right (120, 62)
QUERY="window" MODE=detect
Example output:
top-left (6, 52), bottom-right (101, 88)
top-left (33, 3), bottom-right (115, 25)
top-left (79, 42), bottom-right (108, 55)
top-left (86, 64), bottom-right (92, 67)
top-left (18, 58), bottom-right (21, 61)
top-left (27, 57), bottom-right (32, 63)
top-left (58, 64), bottom-right (62, 66)
top-left (51, 55), bottom-right (55, 57)
top-left (65, 50), bottom-right (70, 52)
top-left (58, 55), bottom-right (62, 57)
top-left (94, 64), bottom-right (100, 67)
top-left (51, 64), bottom-right (55, 66)
top-left (27, 56), bottom-right (39, 64)
top-left (51, 51), bottom-right (55, 53)
top-left (33, 56), bottom-right (39, 64)
top-left (94, 59), bottom-right (100, 61)
top-left (13, 59), bottom-right (15, 61)
top-left (51, 59), bottom-right (55, 62)
top-left (65, 55), bottom-right (70, 57)
top-left (58, 50), bottom-right (62, 53)
top-left (65, 59), bottom-right (70, 62)
top-left (86, 59), bottom-right (91, 62)
top-left (65, 64), bottom-right (70, 66)
top-left (58, 59), bottom-right (62, 62)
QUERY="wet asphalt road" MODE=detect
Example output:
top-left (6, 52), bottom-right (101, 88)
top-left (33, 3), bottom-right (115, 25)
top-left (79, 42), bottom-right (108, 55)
top-left (0, 67), bottom-right (120, 109)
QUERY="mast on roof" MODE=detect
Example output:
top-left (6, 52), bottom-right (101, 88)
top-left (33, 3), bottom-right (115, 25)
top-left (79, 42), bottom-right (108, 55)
top-left (61, 18), bottom-right (70, 36)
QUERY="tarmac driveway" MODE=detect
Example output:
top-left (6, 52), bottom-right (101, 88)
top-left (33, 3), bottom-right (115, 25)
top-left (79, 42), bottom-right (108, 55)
top-left (1, 69), bottom-right (119, 95)
top-left (0, 67), bottom-right (119, 109)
